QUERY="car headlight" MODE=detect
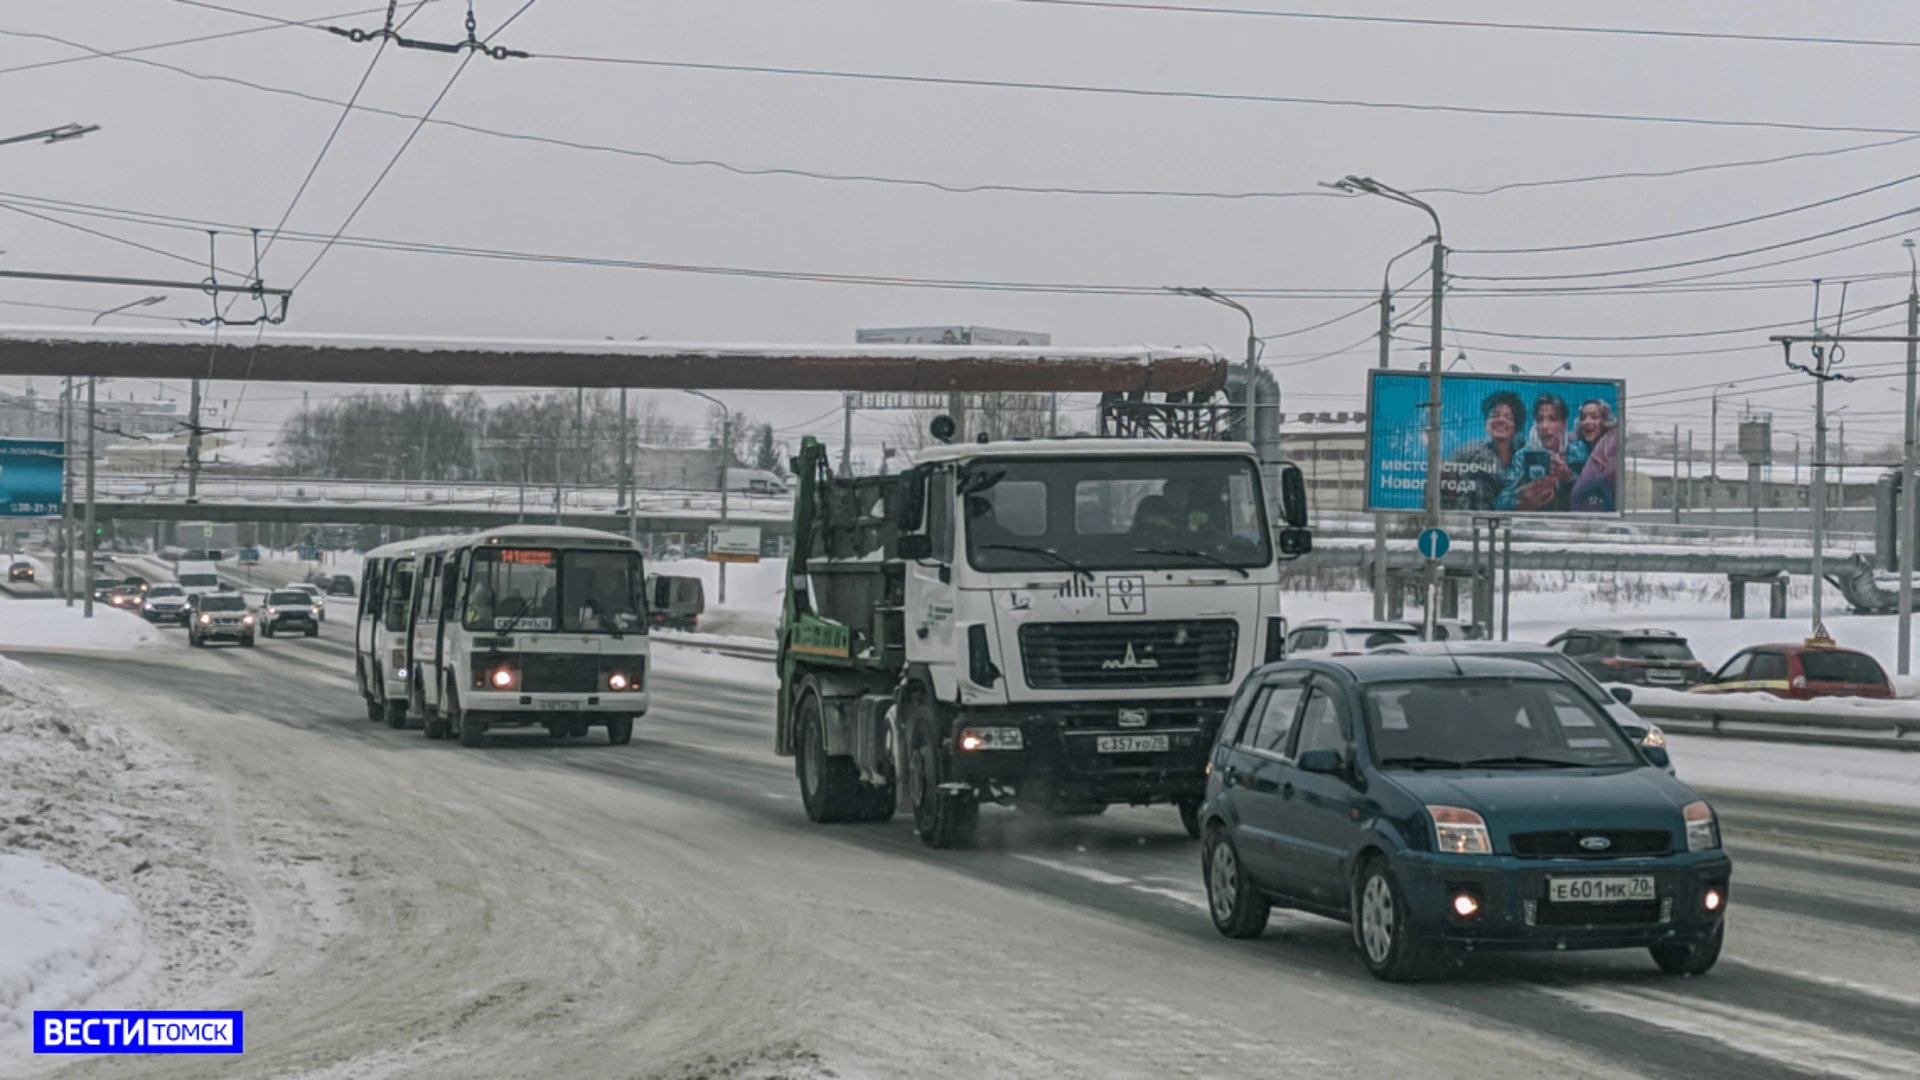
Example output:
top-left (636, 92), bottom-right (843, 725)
top-left (957, 726), bottom-right (1024, 751)
top-left (1429, 805), bottom-right (1492, 854)
top-left (1640, 723), bottom-right (1667, 749)
top-left (198, 614), bottom-right (211, 625)
top-left (242, 615), bottom-right (255, 625)
top-left (1683, 800), bottom-right (1719, 851)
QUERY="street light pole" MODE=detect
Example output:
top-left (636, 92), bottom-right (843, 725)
top-left (686, 389), bottom-right (731, 604)
top-left (83, 377), bottom-right (96, 619)
top-left (1371, 237), bottom-right (1430, 621)
top-left (1328, 175), bottom-right (1444, 639)
top-left (1902, 239), bottom-right (1919, 673)
top-left (1168, 286), bottom-right (1266, 514)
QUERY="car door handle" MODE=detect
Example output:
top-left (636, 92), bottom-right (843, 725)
top-left (1281, 782), bottom-right (1295, 800)
top-left (1219, 766), bottom-right (1239, 787)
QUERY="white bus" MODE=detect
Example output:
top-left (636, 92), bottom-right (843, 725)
top-left (355, 537), bottom-right (434, 726)
top-left (356, 526), bottom-right (650, 747)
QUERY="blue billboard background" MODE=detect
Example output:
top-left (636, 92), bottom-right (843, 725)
top-left (0, 439), bottom-right (65, 517)
top-left (1366, 371), bottom-right (1624, 516)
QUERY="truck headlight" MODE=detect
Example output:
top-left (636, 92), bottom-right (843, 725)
top-left (1683, 800), bottom-right (1718, 851)
top-left (1429, 805), bottom-right (1491, 854)
top-left (958, 726), bottom-right (1024, 751)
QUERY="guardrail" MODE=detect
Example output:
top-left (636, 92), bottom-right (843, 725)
top-left (1628, 698), bottom-right (1920, 752)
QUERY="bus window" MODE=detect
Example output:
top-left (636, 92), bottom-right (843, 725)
top-left (385, 560), bottom-right (415, 633)
top-left (417, 555), bottom-right (441, 626)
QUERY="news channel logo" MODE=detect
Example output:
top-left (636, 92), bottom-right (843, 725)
top-left (33, 1011), bottom-right (244, 1055)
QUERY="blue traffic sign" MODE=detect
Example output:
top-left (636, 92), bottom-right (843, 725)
top-left (238, 547), bottom-right (261, 564)
top-left (1417, 527), bottom-right (1451, 560)
top-left (297, 545), bottom-right (320, 561)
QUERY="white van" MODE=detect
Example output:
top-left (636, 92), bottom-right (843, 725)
top-left (176, 561), bottom-right (222, 598)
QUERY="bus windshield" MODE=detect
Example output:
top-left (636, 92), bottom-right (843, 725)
top-left (463, 547), bottom-right (644, 634)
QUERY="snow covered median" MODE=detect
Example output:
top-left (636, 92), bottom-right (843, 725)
top-left (0, 601), bottom-right (164, 652)
top-left (0, 657), bottom-right (253, 1065)
top-left (1632, 686), bottom-right (1920, 725)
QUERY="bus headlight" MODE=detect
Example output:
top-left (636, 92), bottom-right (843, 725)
top-left (607, 672), bottom-right (630, 691)
top-left (490, 666), bottom-right (516, 690)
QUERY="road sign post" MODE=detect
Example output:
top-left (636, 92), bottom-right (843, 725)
top-left (1416, 528), bottom-right (1449, 640)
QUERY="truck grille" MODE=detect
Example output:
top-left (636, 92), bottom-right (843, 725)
top-left (1019, 620), bottom-right (1238, 689)
top-left (1510, 829), bottom-right (1671, 858)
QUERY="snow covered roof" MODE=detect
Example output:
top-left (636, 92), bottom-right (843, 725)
top-left (914, 436), bottom-right (1257, 464)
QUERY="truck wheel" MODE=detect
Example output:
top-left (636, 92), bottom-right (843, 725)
top-left (607, 716), bottom-right (634, 745)
top-left (795, 690), bottom-right (865, 823)
top-left (905, 699), bottom-right (977, 849)
top-left (458, 711), bottom-right (487, 747)
top-left (1178, 797), bottom-right (1203, 839)
top-left (384, 698), bottom-right (408, 730)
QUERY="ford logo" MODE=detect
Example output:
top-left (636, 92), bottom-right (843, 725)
top-left (1579, 835), bottom-right (1613, 851)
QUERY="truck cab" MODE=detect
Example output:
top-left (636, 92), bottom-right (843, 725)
top-left (777, 429), bottom-right (1309, 848)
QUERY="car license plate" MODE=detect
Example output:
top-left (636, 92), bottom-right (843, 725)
top-left (1095, 734), bottom-right (1168, 754)
top-left (1549, 875), bottom-right (1656, 903)
top-left (536, 700), bottom-right (581, 712)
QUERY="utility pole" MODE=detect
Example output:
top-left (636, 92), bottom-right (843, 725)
top-left (841, 392), bottom-right (854, 475)
top-left (1048, 393), bottom-right (1059, 438)
top-left (83, 377), bottom-right (96, 619)
top-left (621, 388), bottom-right (637, 543)
top-left (59, 377), bottom-right (73, 605)
top-left (1710, 390), bottom-right (1720, 524)
top-left (1685, 431), bottom-right (1693, 516)
top-left (186, 378), bottom-right (202, 502)
top-left (1370, 237), bottom-right (1428, 622)
top-left (1899, 240), bottom-right (1918, 674)
top-left (686, 389), bottom-right (732, 604)
top-left (1671, 424), bottom-right (1680, 524)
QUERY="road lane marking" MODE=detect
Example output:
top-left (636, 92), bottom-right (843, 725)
top-left (1012, 854), bottom-right (1134, 886)
top-left (1726, 957), bottom-right (1920, 1010)
top-left (1539, 984), bottom-right (1920, 1080)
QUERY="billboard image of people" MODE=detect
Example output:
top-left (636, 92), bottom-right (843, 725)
top-left (1365, 370), bottom-right (1623, 516)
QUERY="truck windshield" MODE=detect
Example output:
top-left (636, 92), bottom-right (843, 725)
top-left (463, 548), bottom-right (644, 634)
top-left (962, 454), bottom-right (1270, 573)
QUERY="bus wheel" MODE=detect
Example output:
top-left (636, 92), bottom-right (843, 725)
top-left (607, 716), bottom-right (634, 746)
top-left (384, 698), bottom-right (408, 730)
top-left (458, 711), bottom-right (487, 747)
top-left (427, 687), bottom-right (455, 741)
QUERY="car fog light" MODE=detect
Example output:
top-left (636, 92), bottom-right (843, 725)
top-left (1451, 892), bottom-right (1480, 918)
top-left (1704, 887), bottom-right (1724, 912)
top-left (958, 726), bottom-right (1023, 751)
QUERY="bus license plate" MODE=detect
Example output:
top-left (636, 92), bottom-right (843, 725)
top-left (536, 700), bottom-right (582, 712)
top-left (1096, 734), bottom-right (1168, 754)
top-left (1549, 875), bottom-right (1655, 903)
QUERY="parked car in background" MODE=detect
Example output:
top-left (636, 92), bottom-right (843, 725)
top-left (142, 584), bottom-right (192, 625)
top-left (1691, 640), bottom-right (1893, 700)
top-left (1198, 653), bottom-right (1729, 981)
top-left (8, 561), bottom-right (34, 583)
top-left (1283, 618), bottom-right (1421, 658)
top-left (1547, 628), bottom-right (1706, 688)
top-left (1428, 620), bottom-right (1488, 643)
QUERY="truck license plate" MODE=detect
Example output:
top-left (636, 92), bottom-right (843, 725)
top-left (536, 700), bottom-right (582, 712)
top-left (1096, 734), bottom-right (1168, 754)
top-left (1549, 875), bottom-right (1655, 903)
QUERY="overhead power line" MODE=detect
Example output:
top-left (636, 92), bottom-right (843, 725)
top-left (986, 1), bottom-right (1920, 52)
top-left (0, 2), bottom-right (429, 78)
top-left (532, 50), bottom-right (1920, 138)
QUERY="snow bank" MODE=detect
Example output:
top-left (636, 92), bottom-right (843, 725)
top-left (0, 854), bottom-right (144, 1039)
top-left (1667, 734), bottom-right (1920, 808)
top-left (1632, 686), bottom-right (1920, 723)
top-left (0, 600), bottom-right (164, 652)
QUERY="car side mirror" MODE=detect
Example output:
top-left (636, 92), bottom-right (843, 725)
top-left (898, 534), bottom-right (933, 561)
top-left (1277, 527), bottom-right (1313, 558)
top-left (1640, 743), bottom-right (1671, 769)
top-left (1610, 686), bottom-right (1634, 705)
top-left (1278, 463), bottom-right (1309, 529)
top-left (1297, 747), bottom-right (1342, 775)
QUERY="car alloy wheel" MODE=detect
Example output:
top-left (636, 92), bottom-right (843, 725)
top-left (1208, 837), bottom-right (1240, 925)
top-left (1361, 873), bottom-right (1395, 965)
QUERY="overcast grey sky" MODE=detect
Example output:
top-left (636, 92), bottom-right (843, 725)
top-left (6, 0), bottom-right (1920, 462)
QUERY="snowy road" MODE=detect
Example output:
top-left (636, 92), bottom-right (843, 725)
top-left (10, 630), bottom-right (1920, 1080)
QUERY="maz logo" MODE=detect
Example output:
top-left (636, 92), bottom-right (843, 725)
top-left (1101, 643), bottom-right (1159, 670)
top-left (1056, 577), bottom-right (1098, 599)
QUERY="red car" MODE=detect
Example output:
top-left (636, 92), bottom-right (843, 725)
top-left (1692, 639), bottom-right (1893, 700)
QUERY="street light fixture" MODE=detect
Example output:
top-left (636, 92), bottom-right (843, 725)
top-left (685, 389), bottom-right (732, 604)
top-left (1167, 285), bottom-right (1259, 445)
top-left (0, 123), bottom-right (98, 149)
top-left (1326, 174), bottom-right (1446, 638)
top-left (90, 294), bottom-right (165, 325)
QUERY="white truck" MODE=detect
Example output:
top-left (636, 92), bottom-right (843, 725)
top-left (775, 424), bottom-right (1312, 848)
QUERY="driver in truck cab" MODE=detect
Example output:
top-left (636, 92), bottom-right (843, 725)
top-left (1135, 482), bottom-right (1224, 541)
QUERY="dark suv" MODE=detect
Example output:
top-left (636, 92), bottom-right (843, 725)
top-left (1199, 654), bottom-right (1728, 981)
top-left (1546, 628), bottom-right (1705, 688)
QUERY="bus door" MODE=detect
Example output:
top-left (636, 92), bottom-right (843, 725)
top-left (355, 557), bottom-right (382, 693)
top-left (431, 550), bottom-right (466, 709)
top-left (413, 553), bottom-right (444, 706)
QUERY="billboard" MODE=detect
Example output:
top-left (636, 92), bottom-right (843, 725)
top-left (707, 524), bottom-right (763, 564)
top-left (0, 439), bottom-right (64, 517)
top-left (1365, 371), bottom-right (1624, 516)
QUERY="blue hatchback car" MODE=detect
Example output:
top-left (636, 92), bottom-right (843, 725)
top-left (1198, 654), bottom-right (1731, 981)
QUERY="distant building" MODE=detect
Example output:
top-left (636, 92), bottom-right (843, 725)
top-left (854, 326), bottom-right (1052, 347)
top-left (1281, 411), bottom-right (1369, 512)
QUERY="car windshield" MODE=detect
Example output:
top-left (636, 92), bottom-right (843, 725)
top-left (1800, 650), bottom-right (1885, 684)
top-left (199, 596), bottom-right (245, 612)
top-left (962, 454), bottom-right (1270, 573)
top-left (1364, 677), bottom-right (1639, 768)
top-left (148, 586), bottom-right (183, 598)
top-left (269, 591), bottom-right (310, 605)
top-left (464, 547), bottom-right (644, 633)
top-left (1620, 638), bottom-right (1693, 661)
